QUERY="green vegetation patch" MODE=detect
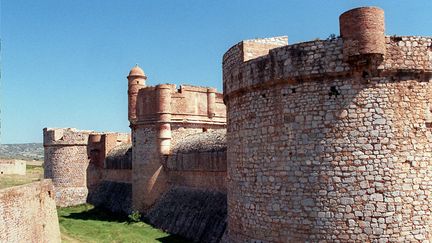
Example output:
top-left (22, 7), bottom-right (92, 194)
top-left (58, 204), bottom-right (189, 243)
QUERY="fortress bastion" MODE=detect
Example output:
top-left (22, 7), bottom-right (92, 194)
top-left (223, 6), bottom-right (432, 242)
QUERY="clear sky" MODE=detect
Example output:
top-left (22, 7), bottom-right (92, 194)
top-left (0, 0), bottom-right (431, 144)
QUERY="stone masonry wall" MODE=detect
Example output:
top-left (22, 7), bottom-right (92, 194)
top-left (223, 7), bottom-right (432, 242)
top-left (226, 76), bottom-right (432, 242)
top-left (132, 126), bottom-right (166, 211)
top-left (0, 180), bottom-right (61, 243)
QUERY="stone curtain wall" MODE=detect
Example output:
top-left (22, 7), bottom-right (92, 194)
top-left (0, 180), bottom-right (61, 243)
top-left (223, 7), bottom-right (432, 242)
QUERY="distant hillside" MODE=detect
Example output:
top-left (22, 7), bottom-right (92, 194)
top-left (0, 143), bottom-right (44, 161)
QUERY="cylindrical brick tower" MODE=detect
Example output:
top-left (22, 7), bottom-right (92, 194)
top-left (43, 128), bottom-right (92, 207)
top-left (128, 65), bottom-right (146, 123)
top-left (207, 88), bottom-right (216, 118)
top-left (339, 7), bottom-right (385, 60)
top-left (156, 84), bottom-right (172, 155)
top-left (223, 7), bottom-right (432, 242)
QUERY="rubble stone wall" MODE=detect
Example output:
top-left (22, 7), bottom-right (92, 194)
top-left (0, 180), bottom-right (61, 243)
top-left (223, 6), bottom-right (432, 242)
top-left (225, 75), bottom-right (432, 242)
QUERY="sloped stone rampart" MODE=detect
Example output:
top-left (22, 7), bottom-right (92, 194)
top-left (0, 180), bottom-right (61, 243)
top-left (146, 187), bottom-right (226, 243)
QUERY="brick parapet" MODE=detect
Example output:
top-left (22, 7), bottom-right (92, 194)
top-left (133, 84), bottom-right (226, 126)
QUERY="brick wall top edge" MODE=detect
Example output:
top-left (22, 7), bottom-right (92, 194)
top-left (340, 6), bottom-right (383, 13)
top-left (44, 127), bottom-right (93, 133)
top-left (0, 179), bottom-right (54, 194)
top-left (223, 35), bottom-right (432, 97)
top-left (89, 132), bottom-right (130, 136)
top-left (43, 127), bottom-right (92, 146)
top-left (224, 35), bottom-right (431, 65)
top-left (141, 83), bottom-right (222, 94)
top-left (0, 159), bottom-right (21, 164)
top-left (243, 36), bottom-right (288, 45)
top-left (222, 36), bottom-right (289, 63)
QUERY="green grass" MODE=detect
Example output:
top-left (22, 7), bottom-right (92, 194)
top-left (0, 164), bottom-right (43, 189)
top-left (58, 204), bottom-right (190, 243)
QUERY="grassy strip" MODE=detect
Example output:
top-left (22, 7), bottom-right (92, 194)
top-left (58, 204), bottom-right (189, 243)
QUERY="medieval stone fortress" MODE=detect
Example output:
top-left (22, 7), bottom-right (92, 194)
top-left (2, 6), bottom-right (430, 243)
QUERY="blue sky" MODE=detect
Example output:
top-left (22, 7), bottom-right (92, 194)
top-left (1, 0), bottom-right (431, 143)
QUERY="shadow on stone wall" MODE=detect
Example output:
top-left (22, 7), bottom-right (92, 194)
top-left (146, 187), bottom-right (227, 243)
top-left (87, 181), bottom-right (132, 215)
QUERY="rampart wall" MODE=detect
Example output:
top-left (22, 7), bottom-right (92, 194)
top-left (0, 180), bottom-right (61, 243)
top-left (223, 6), bottom-right (432, 242)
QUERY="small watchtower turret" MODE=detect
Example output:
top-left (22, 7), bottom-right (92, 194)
top-left (127, 65), bottom-right (146, 123)
top-left (339, 7), bottom-right (386, 61)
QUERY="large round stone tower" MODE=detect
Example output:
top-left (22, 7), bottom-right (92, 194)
top-left (223, 7), bottom-right (432, 242)
top-left (43, 128), bottom-right (92, 207)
